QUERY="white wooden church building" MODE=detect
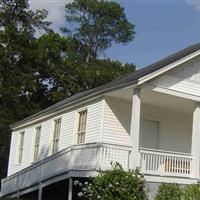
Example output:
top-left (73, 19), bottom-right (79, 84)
top-left (2, 43), bottom-right (200, 199)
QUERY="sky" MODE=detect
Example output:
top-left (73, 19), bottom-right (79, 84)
top-left (29, 0), bottom-right (200, 68)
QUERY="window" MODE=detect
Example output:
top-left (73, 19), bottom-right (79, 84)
top-left (33, 126), bottom-right (41, 162)
top-left (52, 119), bottom-right (61, 154)
top-left (18, 131), bottom-right (25, 164)
top-left (77, 110), bottom-right (87, 144)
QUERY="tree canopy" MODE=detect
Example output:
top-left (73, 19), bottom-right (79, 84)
top-left (0, 0), bottom-right (50, 184)
top-left (62, 0), bottom-right (135, 62)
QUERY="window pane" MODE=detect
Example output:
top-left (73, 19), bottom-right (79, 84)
top-left (33, 126), bottom-right (41, 162)
top-left (18, 131), bottom-right (24, 164)
top-left (52, 119), bottom-right (61, 154)
top-left (77, 110), bottom-right (87, 144)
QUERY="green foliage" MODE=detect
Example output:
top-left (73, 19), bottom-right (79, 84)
top-left (155, 183), bottom-right (182, 200)
top-left (74, 163), bottom-right (147, 200)
top-left (34, 33), bottom-right (135, 103)
top-left (0, 0), bottom-right (50, 183)
top-left (63, 0), bottom-right (135, 62)
top-left (182, 184), bottom-right (200, 200)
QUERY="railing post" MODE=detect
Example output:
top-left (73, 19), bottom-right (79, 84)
top-left (96, 143), bottom-right (101, 170)
top-left (130, 88), bottom-right (141, 170)
top-left (191, 102), bottom-right (200, 178)
top-left (70, 146), bottom-right (75, 170)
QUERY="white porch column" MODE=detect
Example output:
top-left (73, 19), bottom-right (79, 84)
top-left (129, 88), bottom-right (141, 169)
top-left (191, 102), bottom-right (200, 178)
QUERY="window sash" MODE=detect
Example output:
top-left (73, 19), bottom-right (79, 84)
top-left (33, 126), bottom-right (41, 162)
top-left (77, 110), bottom-right (87, 144)
top-left (77, 131), bottom-right (85, 144)
top-left (52, 119), bottom-right (61, 154)
top-left (18, 132), bottom-right (24, 164)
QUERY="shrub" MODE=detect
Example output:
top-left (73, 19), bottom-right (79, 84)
top-left (155, 183), bottom-right (182, 200)
top-left (74, 162), bottom-right (147, 200)
top-left (182, 184), bottom-right (200, 200)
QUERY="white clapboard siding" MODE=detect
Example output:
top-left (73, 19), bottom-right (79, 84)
top-left (151, 56), bottom-right (200, 97)
top-left (85, 100), bottom-right (103, 143)
top-left (7, 132), bottom-right (20, 176)
top-left (102, 97), bottom-right (131, 146)
top-left (7, 98), bottom-right (103, 176)
top-left (58, 111), bottom-right (76, 150)
top-left (141, 104), bottom-right (192, 153)
top-left (21, 127), bottom-right (33, 169)
top-left (38, 119), bottom-right (52, 160)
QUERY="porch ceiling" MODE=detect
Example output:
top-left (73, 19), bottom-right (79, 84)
top-left (107, 87), bottom-right (194, 114)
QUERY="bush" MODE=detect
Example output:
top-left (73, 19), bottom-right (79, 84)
top-left (74, 162), bottom-right (147, 200)
top-left (182, 184), bottom-right (200, 200)
top-left (155, 183), bottom-right (182, 200)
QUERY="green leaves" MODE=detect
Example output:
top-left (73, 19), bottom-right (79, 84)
top-left (183, 184), bottom-right (200, 200)
top-left (155, 183), bottom-right (200, 200)
top-left (74, 163), bottom-right (147, 200)
top-left (0, 0), bottom-right (50, 183)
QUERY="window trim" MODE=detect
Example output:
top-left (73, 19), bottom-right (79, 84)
top-left (52, 118), bottom-right (61, 154)
top-left (17, 131), bottom-right (25, 164)
top-left (33, 126), bottom-right (41, 162)
top-left (76, 109), bottom-right (88, 144)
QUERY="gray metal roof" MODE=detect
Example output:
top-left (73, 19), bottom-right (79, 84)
top-left (11, 42), bottom-right (200, 129)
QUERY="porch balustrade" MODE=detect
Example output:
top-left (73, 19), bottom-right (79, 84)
top-left (1, 143), bottom-right (194, 197)
top-left (140, 148), bottom-right (193, 177)
top-left (1, 142), bottom-right (131, 196)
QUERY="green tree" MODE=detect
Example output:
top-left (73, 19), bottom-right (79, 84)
top-left (35, 33), bottom-right (135, 103)
top-left (63, 0), bottom-right (135, 62)
top-left (74, 163), bottom-right (147, 200)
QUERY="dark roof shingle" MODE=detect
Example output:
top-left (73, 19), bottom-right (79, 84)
top-left (11, 42), bottom-right (200, 129)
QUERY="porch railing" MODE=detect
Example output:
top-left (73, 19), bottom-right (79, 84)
top-left (1, 144), bottom-right (195, 196)
top-left (1, 142), bottom-right (132, 196)
top-left (140, 148), bottom-right (193, 177)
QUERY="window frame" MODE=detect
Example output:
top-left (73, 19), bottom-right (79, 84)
top-left (33, 126), bottom-right (41, 162)
top-left (76, 109), bottom-right (87, 144)
top-left (52, 118), bottom-right (61, 154)
top-left (18, 131), bottom-right (25, 164)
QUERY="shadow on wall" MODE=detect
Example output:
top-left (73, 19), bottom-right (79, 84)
top-left (105, 97), bottom-right (132, 135)
top-left (38, 146), bottom-right (51, 161)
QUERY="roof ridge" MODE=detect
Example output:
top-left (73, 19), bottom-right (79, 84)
top-left (11, 42), bottom-right (200, 129)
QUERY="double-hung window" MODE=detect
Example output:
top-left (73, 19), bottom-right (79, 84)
top-left (52, 119), bottom-right (61, 154)
top-left (18, 131), bottom-right (25, 164)
top-left (77, 110), bottom-right (87, 144)
top-left (33, 126), bottom-right (41, 162)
